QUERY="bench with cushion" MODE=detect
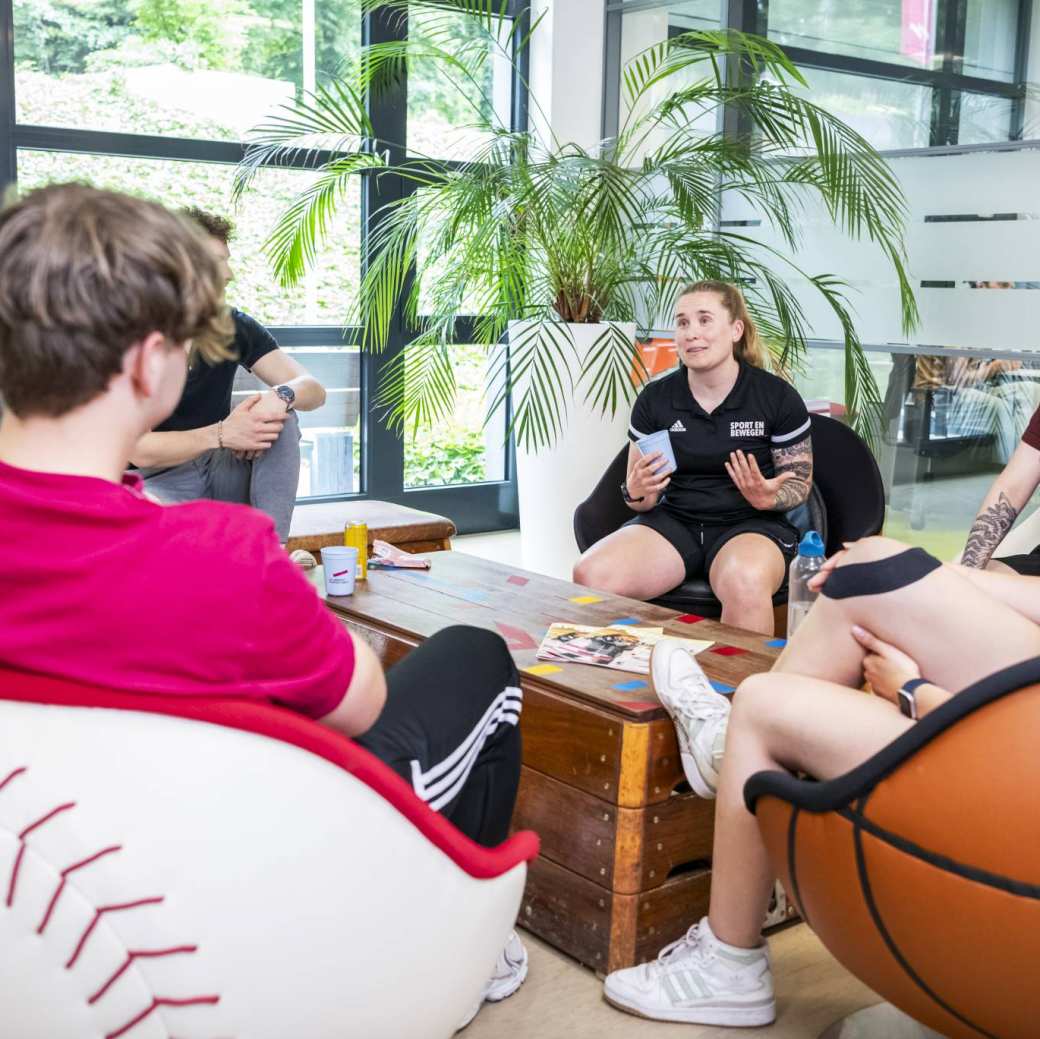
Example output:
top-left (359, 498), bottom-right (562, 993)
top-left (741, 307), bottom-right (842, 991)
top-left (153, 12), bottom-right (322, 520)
top-left (286, 500), bottom-right (457, 558)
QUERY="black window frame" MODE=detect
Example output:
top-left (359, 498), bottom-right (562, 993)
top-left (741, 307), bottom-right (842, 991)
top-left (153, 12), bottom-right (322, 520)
top-left (0, 0), bottom-right (525, 535)
top-left (602, 0), bottom-right (1035, 150)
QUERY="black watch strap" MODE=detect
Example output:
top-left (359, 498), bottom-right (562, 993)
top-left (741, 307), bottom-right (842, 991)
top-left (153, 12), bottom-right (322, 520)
top-left (898, 677), bottom-right (928, 719)
top-left (275, 384), bottom-right (296, 411)
top-left (620, 481), bottom-right (644, 504)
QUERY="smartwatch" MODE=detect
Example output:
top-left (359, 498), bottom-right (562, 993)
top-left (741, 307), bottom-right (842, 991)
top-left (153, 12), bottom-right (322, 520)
top-left (621, 481), bottom-right (644, 504)
top-left (898, 677), bottom-right (928, 720)
top-left (274, 384), bottom-right (296, 411)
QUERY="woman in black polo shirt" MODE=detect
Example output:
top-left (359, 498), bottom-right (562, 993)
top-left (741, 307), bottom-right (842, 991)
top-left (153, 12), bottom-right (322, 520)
top-left (573, 280), bottom-right (813, 636)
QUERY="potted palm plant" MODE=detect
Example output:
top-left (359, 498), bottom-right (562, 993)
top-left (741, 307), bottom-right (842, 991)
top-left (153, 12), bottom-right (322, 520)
top-left (235, 0), bottom-right (917, 576)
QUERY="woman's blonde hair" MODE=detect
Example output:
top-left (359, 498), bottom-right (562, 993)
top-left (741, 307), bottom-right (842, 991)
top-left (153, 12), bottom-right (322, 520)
top-left (677, 280), bottom-right (765, 368)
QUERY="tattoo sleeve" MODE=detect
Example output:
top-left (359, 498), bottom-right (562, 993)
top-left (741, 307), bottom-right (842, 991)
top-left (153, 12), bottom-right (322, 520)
top-left (961, 491), bottom-right (1018, 568)
top-left (771, 439), bottom-right (813, 512)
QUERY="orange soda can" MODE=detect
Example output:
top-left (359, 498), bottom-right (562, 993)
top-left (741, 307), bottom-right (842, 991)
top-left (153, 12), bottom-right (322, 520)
top-left (344, 521), bottom-right (368, 580)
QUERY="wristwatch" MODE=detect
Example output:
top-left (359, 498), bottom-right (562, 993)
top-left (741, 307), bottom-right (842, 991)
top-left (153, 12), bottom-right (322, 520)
top-left (274, 384), bottom-right (296, 411)
top-left (620, 481), bottom-right (644, 504)
top-left (898, 677), bottom-right (928, 720)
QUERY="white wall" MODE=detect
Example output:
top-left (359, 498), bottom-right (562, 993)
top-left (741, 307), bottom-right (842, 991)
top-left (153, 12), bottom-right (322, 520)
top-left (528, 0), bottom-right (606, 151)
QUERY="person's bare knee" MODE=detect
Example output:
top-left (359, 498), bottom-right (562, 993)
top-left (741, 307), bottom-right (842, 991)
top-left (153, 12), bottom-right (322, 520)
top-left (574, 552), bottom-right (629, 595)
top-left (714, 565), bottom-right (773, 611)
top-left (837, 535), bottom-right (909, 568)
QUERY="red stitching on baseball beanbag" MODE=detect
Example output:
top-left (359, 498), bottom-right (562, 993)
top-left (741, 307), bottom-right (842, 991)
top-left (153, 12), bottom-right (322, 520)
top-left (0, 667), bottom-right (539, 880)
top-left (1, 768), bottom-right (219, 1039)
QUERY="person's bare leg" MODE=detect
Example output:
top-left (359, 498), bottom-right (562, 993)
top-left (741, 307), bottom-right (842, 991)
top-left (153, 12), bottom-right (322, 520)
top-left (774, 536), bottom-right (1040, 691)
top-left (572, 525), bottom-right (685, 600)
top-left (708, 534), bottom-right (786, 636)
top-left (985, 559), bottom-right (1016, 574)
top-left (706, 672), bottom-right (914, 948)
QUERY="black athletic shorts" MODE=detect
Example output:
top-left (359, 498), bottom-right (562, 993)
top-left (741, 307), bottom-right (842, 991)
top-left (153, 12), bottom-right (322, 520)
top-left (623, 507), bottom-right (800, 581)
top-left (995, 545), bottom-right (1040, 577)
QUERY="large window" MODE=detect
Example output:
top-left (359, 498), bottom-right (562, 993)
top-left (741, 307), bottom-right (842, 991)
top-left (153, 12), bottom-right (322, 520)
top-left (0, 0), bottom-right (524, 532)
top-left (604, 0), bottom-right (1035, 150)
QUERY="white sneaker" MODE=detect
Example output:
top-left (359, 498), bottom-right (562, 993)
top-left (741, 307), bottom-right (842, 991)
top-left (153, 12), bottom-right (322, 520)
top-left (604, 917), bottom-right (774, 1027)
top-left (650, 638), bottom-right (730, 799)
top-left (456, 930), bottom-right (528, 1031)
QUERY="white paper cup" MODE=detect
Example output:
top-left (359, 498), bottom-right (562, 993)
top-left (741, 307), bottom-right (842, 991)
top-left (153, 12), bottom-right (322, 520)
top-left (321, 547), bottom-right (358, 596)
top-left (635, 430), bottom-right (677, 475)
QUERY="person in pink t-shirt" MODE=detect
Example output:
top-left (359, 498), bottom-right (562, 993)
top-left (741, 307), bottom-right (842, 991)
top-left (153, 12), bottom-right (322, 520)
top-left (0, 184), bottom-right (528, 1022)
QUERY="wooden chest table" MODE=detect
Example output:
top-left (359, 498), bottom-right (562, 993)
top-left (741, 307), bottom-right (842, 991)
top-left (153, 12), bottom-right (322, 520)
top-left (316, 551), bottom-right (785, 972)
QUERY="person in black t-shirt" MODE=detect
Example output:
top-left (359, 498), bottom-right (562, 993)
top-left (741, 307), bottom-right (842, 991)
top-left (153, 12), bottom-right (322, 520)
top-left (573, 280), bottom-right (813, 636)
top-left (129, 209), bottom-right (326, 543)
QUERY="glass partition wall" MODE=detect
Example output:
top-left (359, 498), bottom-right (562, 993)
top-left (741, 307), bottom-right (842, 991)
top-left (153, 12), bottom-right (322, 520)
top-left (0, 0), bottom-right (524, 532)
top-left (604, 0), bottom-right (1040, 559)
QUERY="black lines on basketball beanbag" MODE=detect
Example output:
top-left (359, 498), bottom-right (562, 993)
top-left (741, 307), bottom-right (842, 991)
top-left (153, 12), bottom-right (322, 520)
top-left (850, 806), bottom-right (999, 1039)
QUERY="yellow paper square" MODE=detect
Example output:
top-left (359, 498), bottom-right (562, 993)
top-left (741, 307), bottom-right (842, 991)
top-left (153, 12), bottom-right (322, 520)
top-left (569, 595), bottom-right (604, 604)
top-left (523, 663), bottom-right (562, 676)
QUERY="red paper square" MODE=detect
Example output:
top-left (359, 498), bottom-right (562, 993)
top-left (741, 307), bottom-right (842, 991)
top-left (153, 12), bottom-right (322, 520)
top-left (711, 645), bottom-right (748, 656)
top-left (677, 614), bottom-right (705, 624)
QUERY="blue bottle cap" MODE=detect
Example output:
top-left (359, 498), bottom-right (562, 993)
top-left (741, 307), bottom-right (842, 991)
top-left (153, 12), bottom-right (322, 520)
top-left (798, 530), bottom-right (825, 557)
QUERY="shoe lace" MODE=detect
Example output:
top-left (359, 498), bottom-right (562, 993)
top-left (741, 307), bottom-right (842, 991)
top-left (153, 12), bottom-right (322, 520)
top-left (654, 921), bottom-right (713, 970)
top-left (670, 679), bottom-right (729, 726)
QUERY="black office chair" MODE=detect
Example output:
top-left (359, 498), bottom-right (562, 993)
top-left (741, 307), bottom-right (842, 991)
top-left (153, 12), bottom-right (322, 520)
top-left (573, 413), bottom-right (884, 618)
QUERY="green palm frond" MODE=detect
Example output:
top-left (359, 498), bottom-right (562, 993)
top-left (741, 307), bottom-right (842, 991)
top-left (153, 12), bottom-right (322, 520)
top-left (373, 332), bottom-right (457, 433)
top-left (236, 10), bottom-right (918, 451)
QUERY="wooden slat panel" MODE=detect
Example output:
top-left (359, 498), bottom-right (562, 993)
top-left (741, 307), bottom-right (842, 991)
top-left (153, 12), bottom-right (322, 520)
top-left (515, 767), bottom-right (716, 893)
top-left (519, 687), bottom-right (623, 802)
top-left (519, 856), bottom-right (714, 973)
top-left (624, 868), bottom-right (712, 970)
top-left (514, 767), bottom-right (618, 887)
top-left (614, 793), bottom-right (714, 894)
top-left (520, 856), bottom-right (614, 972)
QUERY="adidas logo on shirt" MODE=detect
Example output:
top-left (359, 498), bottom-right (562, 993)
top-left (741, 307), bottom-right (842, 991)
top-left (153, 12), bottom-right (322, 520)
top-left (669, 419), bottom-right (686, 432)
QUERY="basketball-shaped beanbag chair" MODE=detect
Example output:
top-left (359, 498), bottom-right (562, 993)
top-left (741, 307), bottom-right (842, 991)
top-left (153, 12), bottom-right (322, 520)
top-left (745, 656), bottom-right (1040, 1039)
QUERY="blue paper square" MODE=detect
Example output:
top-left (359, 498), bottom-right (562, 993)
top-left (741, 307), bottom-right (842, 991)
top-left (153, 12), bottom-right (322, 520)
top-left (710, 680), bottom-right (735, 695)
top-left (765, 638), bottom-right (787, 648)
top-left (609, 617), bottom-right (640, 626)
top-left (613, 679), bottom-right (649, 692)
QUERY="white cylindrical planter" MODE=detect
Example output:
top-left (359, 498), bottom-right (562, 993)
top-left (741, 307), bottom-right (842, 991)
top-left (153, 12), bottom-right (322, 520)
top-left (509, 320), bottom-right (639, 579)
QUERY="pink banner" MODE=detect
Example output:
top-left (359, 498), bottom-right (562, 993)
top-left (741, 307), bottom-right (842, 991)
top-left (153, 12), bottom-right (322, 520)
top-left (901, 0), bottom-right (935, 66)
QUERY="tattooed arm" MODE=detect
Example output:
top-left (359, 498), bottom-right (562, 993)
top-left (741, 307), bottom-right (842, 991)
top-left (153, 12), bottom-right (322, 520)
top-left (770, 438), bottom-right (814, 511)
top-left (961, 441), bottom-right (1040, 568)
top-left (725, 439), bottom-right (813, 512)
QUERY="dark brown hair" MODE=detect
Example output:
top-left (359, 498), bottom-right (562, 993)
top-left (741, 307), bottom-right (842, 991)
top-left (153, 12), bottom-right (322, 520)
top-left (182, 206), bottom-right (234, 244)
top-left (0, 183), bottom-right (234, 418)
top-left (677, 280), bottom-right (765, 368)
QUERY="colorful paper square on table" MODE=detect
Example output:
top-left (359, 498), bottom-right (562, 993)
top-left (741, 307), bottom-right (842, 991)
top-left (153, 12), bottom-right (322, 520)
top-left (677, 613), bottom-right (705, 624)
top-left (710, 680), bottom-right (736, 695)
top-left (765, 638), bottom-right (787, 648)
top-left (570, 594), bottom-right (604, 604)
top-left (523, 663), bottom-right (562, 676)
top-left (507, 575), bottom-right (530, 586)
top-left (613, 679), bottom-right (649, 692)
top-left (710, 645), bottom-right (748, 657)
top-left (609, 617), bottom-right (641, 626)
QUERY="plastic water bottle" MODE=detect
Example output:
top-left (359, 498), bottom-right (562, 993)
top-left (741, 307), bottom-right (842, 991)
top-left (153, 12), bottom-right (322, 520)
top-left (787, 531), bottom-right (825, 638)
